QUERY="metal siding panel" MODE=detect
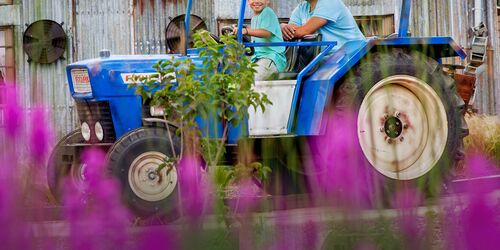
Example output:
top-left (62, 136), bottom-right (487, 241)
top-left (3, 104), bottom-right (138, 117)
top-left (17, 0), bottom-right (77, 139)
top-left (133, 0), bottom-right (215, 55)
top-left (75, 0), bottom-right (131, 59)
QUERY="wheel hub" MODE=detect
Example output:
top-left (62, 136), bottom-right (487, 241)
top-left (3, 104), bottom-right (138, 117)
top-left (128, 152), bottom-right (178, 202)
top-left (384, 115), bottom-right (403, 139)
top-left (147, 170), bottom-right (158, 181)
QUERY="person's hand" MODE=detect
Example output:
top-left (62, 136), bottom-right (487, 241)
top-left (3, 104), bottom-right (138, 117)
top-left (281, 23), bottom-right (296, 40)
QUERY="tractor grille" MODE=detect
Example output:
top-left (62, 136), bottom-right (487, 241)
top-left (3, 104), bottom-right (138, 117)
top-left (75, 101), bottom-right (116, 143)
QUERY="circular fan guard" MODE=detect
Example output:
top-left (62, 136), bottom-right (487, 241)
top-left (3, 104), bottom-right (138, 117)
top-left (23, 20), bottom-right (67, 64)
top-left (166, 15), bottom-right (207, 53)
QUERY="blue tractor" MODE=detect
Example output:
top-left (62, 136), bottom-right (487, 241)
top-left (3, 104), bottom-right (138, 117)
top-left (47, 0), bottom-right (469, 217)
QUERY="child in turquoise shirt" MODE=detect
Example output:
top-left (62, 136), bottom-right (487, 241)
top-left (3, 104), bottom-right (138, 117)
top-left (235, 0), bottom-right (286, 80)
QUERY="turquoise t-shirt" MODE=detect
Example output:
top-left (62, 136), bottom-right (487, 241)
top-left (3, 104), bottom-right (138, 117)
top-left (251, 7), bottom-right (287, 72)
top-left (289, 0), bottom-right (366, 51)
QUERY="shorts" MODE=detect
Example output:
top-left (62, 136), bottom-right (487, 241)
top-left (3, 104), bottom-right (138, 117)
top-left (254, 58), bottom-right (278, 81)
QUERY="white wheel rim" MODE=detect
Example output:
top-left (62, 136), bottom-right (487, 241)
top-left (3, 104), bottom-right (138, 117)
top-left (70, 162), bottom-right (87, 191)
top-left (357, 75), bottom-right (448, 180)
top-left (128, 151), bottom-right (178, 202)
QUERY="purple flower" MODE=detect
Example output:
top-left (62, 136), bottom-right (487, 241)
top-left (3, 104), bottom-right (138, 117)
top-left (301, 220), bottom-right (319, 250)
top-left (306, 112), bottom-right (378, 209)
top-left (229, 179), bottom-right (262, 214)
top-left (392, 187), bottom-right (424, 249)
top-left (443, 153), bottom-right (500, 250)
top-left (29, 106), bottom-right (54, 163)
top-left (62, 148), bottom-right (131, 250)
top-left (178, 155), bottom-right (211, 219)
top-left (3, 85), bottom-right (23, 138)
top-left (137, 227), bottom-right (178, 250)
top-left (0, 162), bottom-right (31, 249)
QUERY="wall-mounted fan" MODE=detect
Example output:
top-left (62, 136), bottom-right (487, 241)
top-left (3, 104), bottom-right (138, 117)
top-left (23, 20), bottom-right (67, 64)
top-left (166, 14), bottom-right (207, 54)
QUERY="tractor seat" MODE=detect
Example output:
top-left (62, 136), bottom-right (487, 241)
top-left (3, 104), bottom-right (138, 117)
top-left (271, 33), bottom-right (323, 80)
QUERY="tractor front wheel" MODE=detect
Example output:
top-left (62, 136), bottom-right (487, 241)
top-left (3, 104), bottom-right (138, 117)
top-left (107, 127), bottom-right (181, 219)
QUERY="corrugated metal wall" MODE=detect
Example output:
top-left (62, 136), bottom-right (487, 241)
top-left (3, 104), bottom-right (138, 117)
top-left (410, 0), bottom-right (470, 47)
top-left (133, 0), bottom-right (215, 54)
top-left (17, 0), bottom-right (76, 139)
top-left (73, 0), bottom-right (133, 60)
top-left (12, 0), bottom-right (135, 140)
top-left (214, 0), bottom-right (397, 20)
top-left (481, 0), bottom-right (499, 115)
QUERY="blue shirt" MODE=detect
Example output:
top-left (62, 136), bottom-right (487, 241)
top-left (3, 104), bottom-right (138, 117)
top-left (251, 7), bottom-right (287, 72)
top-left (289, 0), bottom-right (366, 51)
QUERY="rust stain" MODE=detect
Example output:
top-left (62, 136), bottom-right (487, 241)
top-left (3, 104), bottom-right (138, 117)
top-left (135, 0), bottom-right (180, 15)
top-left (161, 0), bottom-right (178, 7)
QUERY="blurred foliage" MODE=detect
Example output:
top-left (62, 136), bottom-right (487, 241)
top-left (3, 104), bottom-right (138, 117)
top-left (132, 30), bottom-right (271, 167)
top-left (464, 114), bottom-right (500, 164)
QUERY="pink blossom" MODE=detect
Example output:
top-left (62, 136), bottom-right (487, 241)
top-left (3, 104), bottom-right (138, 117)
top-left (3, 85), bottom-right (23, 138)
top-left (229, 179), bottom-right (262, 214)
top-left (307, 112), bottom-right (379, 209)
top-left (29, 107), bottom-right (54, 163)
top-left (393, 187), bottom-right (425, 249)
top-left (62, 148), bottom-right (131, 250)
top-left (444, 154), bottom-right (500, 250)
top-left (137, 227), bottom-right (178, 250)
top-left (178, 155), bottom-right (211, 219)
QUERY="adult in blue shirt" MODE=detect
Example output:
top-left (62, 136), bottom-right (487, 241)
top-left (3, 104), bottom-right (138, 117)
top-left (281, 0), bottom-right (365, 51)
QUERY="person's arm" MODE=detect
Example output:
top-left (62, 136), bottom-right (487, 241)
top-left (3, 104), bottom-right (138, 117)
top-left (244, 28), bottom-right (271, 38)
top-left (293, 17), bottom-right (328, 38)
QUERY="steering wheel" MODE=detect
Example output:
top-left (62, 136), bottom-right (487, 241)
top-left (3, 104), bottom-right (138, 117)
top-left (221, 25), bottom-right (255, 56)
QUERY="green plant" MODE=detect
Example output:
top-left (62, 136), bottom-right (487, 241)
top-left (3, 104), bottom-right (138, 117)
top-left (134, 30), bottom-right (270, 164)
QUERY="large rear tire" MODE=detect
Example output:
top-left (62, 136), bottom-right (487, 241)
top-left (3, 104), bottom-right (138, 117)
top-left (332, 49), bottom-right (468, 199)
top-left (107, 127), bottom-right (181, 219)
top-left (47, 130), bottom-right (87, 201)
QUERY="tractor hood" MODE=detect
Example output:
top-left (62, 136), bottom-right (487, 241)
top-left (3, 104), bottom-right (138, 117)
top-left (66, 54), bottom-right (202, 100)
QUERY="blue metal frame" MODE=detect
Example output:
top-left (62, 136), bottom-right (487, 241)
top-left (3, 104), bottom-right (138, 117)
top-left (184, 0), bottom-right (193, 55)
top-left (237, 0), bottom-right (247, 42)
top-left (399, 0), bottom-right (411, 37)
top-left (243, 41), bottom-right (337, 134)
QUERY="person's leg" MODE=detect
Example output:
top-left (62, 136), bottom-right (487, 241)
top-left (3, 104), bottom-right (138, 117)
top-left (254, 58), bottom-right (278, 81)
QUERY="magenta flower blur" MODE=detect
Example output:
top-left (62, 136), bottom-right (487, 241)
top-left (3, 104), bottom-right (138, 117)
top-left (178, 155), bottom-right (211, 219)
top-left (3, 85), bottom-right (23, 138)
top-left (29, 107), bottom-right (54, 162)
top-left (393, 187), bottom-right (424, 249)
top-left (229, 179), bottom-right (262, 214)
top-left (63, 148), bottom-right (131, 250)
top-left (444, 154), bottom-right (500, 250)
top-left (137, 227), bottom-right (178, 250)
top-left (0, 160), bottom-right (32, 249)
top-left (307, 112), bottom-right (378, 209)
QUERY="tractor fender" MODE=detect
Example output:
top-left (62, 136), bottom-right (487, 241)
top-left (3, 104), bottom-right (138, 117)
top-left (295, 37), bottom-right (467, 136)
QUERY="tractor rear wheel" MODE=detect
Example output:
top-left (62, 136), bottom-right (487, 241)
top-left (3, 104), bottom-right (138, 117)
top-left (332, 49), bottom-right (468, 199)
top-left (47, 130), bottom-right (87, 201)
top-left (107, 127), bottom-right (181, 219)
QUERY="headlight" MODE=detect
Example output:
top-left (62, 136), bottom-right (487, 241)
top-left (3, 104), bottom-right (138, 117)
top-left (150, 105), bottom-right (165, 116)
top-left (95, 122), bottom-right (104, 141)
top-left (71, 69), bottom-right (92, 94)
top-left (81, 122), bottom-right (91, 141)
